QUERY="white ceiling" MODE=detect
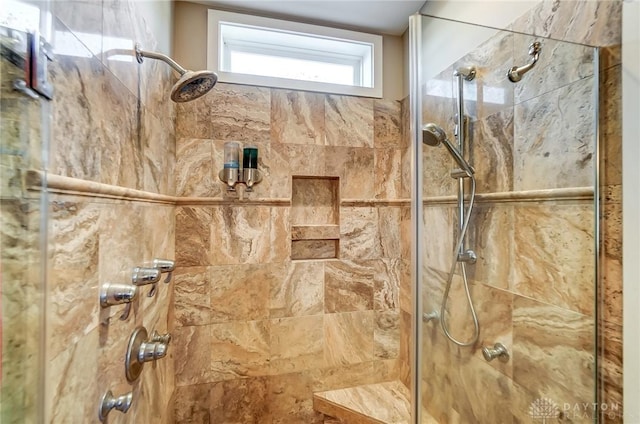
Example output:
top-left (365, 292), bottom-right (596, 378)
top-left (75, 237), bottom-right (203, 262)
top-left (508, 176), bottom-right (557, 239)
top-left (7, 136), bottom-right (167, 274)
top-left (189, 0), bottom-right (427, 35)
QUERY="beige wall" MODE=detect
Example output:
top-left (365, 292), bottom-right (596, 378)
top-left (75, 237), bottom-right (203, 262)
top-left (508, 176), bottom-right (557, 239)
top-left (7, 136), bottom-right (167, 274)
top-left (173, 1), bottom-right (405, 100)
top-left (172, 83), bottom-right (411, 422)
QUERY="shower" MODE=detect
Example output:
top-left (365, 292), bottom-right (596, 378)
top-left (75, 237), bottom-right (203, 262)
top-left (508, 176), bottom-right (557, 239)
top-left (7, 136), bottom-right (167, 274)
top-left (134, 44), bottom-right (218, 103)
top-left (421, 65), bottom-right (479, 348)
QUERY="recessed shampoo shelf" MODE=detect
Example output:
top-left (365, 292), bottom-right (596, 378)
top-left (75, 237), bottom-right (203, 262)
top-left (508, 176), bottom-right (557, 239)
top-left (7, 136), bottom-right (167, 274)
top-left (291, 225), bottom-right (340, 241)
top-left (291, 177), bottom-right (340, 260)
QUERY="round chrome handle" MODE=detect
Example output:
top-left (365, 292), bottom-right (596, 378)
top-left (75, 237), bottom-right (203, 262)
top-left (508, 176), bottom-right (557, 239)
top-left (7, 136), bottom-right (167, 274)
top-left (482, 343), bottom-right (509, 362)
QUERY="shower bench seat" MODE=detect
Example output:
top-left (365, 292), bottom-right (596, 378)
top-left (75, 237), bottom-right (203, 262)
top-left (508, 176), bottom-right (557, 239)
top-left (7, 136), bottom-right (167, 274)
top-left (313, 380), bottom-right (411, 424)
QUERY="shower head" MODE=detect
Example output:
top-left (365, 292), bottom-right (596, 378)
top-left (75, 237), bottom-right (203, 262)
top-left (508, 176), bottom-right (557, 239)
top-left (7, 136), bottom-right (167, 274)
top-left (135, 44), bottom-right (217, 103)
top-left (422, 123), bottom-right (474, 176)
top-left (170, 70), bottom-right (218, 103)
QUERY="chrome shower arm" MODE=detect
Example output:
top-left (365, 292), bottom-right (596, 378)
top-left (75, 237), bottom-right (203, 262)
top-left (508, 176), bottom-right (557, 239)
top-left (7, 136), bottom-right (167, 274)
top-left (135, 43), bottom-right (187, 76)
top-left (508, 41), bottom-right (542, 83)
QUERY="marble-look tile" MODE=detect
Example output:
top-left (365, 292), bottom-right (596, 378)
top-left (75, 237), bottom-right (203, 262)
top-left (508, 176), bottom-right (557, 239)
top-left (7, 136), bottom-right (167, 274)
top-left (374, 99), bottom-right (402, 149)
top-left (245, 141), bottom-right (292, 199)
top-left (600, 65), bottom-right (622, 187)
top-left (175, 98), bottom-right (212, 140)
top-left (174, 325), bottom-right (214, 385)
top-left (173, 267), bottom-right (210, 326)
top-left (97, 202), bottom-right (145, 317)
top-left (511, 202), bottom-right (595, 315)
top-left (268, 372), bottom-right (325, 424)
top-left (600, 320), bottom-right (623, 423)
top-left (600, 45), bottom-right (622, 71)
top-left (421, 122), bottom-right (458, 197)
top-left (399, 258), bottom-right (412, 314)
top-left (1, 202), bottom-right (41, 424)
top-left (201, 83), bottom-right (271, 143)
top-left (271, 142), bottom-right (327, 177)
top-left (208, 263), bottom-right (275, 323)
top-left (140, 203), bottom-right (175, 264)
top-left (325, 95), bottom-right (374, 147)
top-left (46, 326), bottom-right (101, 423)
top-left (454, 30), bottom-right (515, 120)
top-left (52, 1), bottom-right (103, 58)
top-left (422, 206), bottom-right (456, 273)
top-left (467, 204), bottom-right (513, 291)
top-left (173, 383), bottom-right (212, 423)
top-left (324, 311), bottom-right (374, 366)
top-left (270, 315), bottom-right (324, 374)
top-left (291, 240), bottom-right (338, 260)
top-left (513, 35), bottom-right (595, 104)
top-left (49, 25), bottom-right (103, 182)
top-left (325, 147), bottom-right (375, 199)
top-left (375, 148), bottom-right (402, 200)
top-left (102, 0), bottom-right (138, 96)
top-left (142, 105), bottom-right (176, 195)
top-left (378, 207), bottom-right (402, 259)
top-left (470, 109), bottom-right (514, 193)
top-left (324, 260), bottom-right (374, 313)
top-left (449, 359), bottom-right (513, 424)
top-left (312, 361), bottom-right (377, 391)
top-left (399, 309), bottom-right (412, 387)
top-left (469, 284), bottom-right (513, 378)
top-left (292, 225), bottom-right (340, 240)
top-left (400, 97), bottom-right (411, 199)
top-left (601, 185), bottom-right (622, 326)
top-left (210, 320), bottom-right (271, 380)
top-left (420, 362), bottom-right (455, 424)
top-left (100, 67), bottom-right (142, 189)
top-left (510, 0), bottom-right (622, 48)
top-left (373, 258), bottom-right (400, 311)
top-left (271, 89), bottom-right (325, 145)
top-left (210, 377), bottom-right (271, 423)
top-left (374, 310), bottom-right (400, 360)
top-left (513, 76), bottom-right (596, 191)
top-left (512, 295), bottom-right (595, 409)
top-left (270, 261), bottom-right (324, 318)
top-left (175, 138), bottom-right (218, 197)
top-left (291, 177), bottom-right (339, 225)
top-left (209, 206), bottom-right (290, 265)
top-left (314, 381), bottom-right (410, 424)
top-left (175, 207), bottom-right (212, 267)
top-left (340, 207), bottom-right (380, 260)
top-left (47, 201), bottom-right (100, 359)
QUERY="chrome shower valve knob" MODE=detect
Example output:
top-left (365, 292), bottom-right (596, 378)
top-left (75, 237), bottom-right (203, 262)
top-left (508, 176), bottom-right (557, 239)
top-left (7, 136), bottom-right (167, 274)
top-left (131, 266), bottom-right (161, 286)
top-left (482, 343), bottom-right (510, 363)
top-left (152, 258), bottom-right (175, 274)
top-left (125, 327), bottom-right (172, 382)
top-left (99, 282), bottom-right (137, 307)
top-left (98, 390), bottom-right (133, 422)
top-left (99, 282), bottom-right (137, 320)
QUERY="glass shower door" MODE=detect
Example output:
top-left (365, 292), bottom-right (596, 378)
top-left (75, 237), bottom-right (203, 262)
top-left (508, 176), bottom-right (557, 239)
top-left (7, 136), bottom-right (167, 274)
top-left (410, 14), bottom-right (599, 423)
top-left (1, 1), bottom-right (51, 422)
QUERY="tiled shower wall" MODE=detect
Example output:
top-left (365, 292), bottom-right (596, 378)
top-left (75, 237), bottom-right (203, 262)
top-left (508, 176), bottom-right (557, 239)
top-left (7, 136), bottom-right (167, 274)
top-left (41, 1), bottom-right (176, 422)
top-left (419, 1), bottom-right (622, 422)
top-left (172, 85), bottom-right (412, 422)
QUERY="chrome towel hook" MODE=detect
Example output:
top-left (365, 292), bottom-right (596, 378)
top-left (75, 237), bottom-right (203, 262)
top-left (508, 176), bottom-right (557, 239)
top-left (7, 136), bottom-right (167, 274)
top-left (507, 41), bottom-right (542, 83)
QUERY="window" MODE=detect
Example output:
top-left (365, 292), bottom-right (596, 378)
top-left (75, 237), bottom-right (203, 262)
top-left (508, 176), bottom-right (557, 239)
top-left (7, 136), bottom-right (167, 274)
top-left (207, 10), bottom-right (383, 98)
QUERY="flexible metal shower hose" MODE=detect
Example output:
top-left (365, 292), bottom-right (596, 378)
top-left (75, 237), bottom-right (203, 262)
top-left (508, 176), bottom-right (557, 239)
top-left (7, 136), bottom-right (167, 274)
top-left (439, 174), bottom-right (480, 347)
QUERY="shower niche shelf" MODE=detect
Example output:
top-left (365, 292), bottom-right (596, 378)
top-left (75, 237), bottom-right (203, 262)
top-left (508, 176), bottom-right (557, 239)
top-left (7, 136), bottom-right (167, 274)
top-left (291, 176), bottom-right (339, 260)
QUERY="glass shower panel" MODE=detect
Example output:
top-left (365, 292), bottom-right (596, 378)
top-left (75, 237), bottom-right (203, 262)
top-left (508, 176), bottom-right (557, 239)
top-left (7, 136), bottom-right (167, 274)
top-left (0, 1), bottom-right (50, 422)
top-left (414, 15), bottom-right (598, 423)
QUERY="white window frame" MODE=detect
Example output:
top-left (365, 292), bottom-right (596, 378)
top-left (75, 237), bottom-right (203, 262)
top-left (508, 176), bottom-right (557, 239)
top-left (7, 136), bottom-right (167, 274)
top-left (207, 10), bottom-right (383, 98)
